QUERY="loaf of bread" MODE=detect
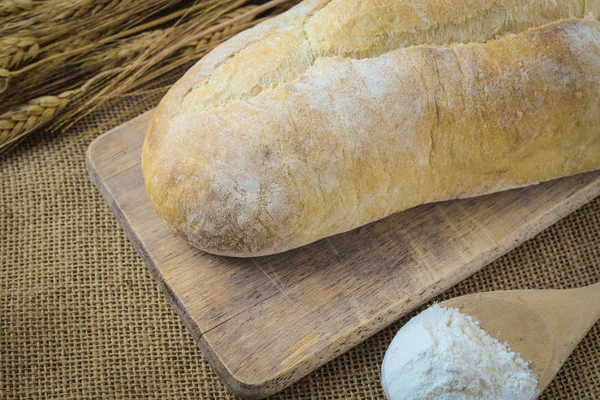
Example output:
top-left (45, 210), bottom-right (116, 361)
top-left (142, 0), bottom-right (600, 257)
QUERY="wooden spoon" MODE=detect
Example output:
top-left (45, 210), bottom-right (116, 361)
top-left (442, 282), bottom-right (600, 398)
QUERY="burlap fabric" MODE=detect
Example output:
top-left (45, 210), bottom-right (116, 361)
top-left (1, 85), bottom-right (599, 399)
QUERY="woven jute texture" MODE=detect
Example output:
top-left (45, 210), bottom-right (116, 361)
top-left (1, 84), bottom-right (599, 399)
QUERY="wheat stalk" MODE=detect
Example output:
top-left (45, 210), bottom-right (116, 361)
top-left (58, 0), bottom-right (124, 20)
top-left (0, 90), bottom-right (80, 153)
top-left (47, 32), bottom-right (102, 57)
top-left (0, 0), bottom-right (185, 99)
top-left (0, 0), bottom-right (37, 16)
top-left (84, 28), bottom-right (173, 72)
top-left (1, 0), bottom-right (181, 62)
top-left (0, 0), bottom-right (298, 155)
top-left (0, 36), bottom-right (40, 70)
top-left (1, 0), bottom-right (90, 32)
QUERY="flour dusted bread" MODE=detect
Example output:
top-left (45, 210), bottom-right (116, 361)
top-left (142, 0), bottom-right (600, 257)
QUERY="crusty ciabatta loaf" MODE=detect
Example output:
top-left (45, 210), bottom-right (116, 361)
top-left (142, 0), bottom-right (600, 257)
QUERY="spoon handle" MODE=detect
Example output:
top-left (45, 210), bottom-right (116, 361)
top-left (525, 282), bottom-right (600, 397)
top-left (580, 281), bottom-right (600, 320)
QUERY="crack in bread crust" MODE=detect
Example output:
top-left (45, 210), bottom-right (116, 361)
top-left (182, 0), bottom-right (599, 113)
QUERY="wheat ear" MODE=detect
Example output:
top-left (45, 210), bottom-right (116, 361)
top-left (0, 0), bottom-right (36, 16)
top-left (86, 3), bottom-right (259, 73)
top-left (0, 36), bottom-right (40, 70)
top-left (58, 0), bottom-right (123, 20)
top-left (84, 28), bottom-right (173, 72)
top-left (0, 90), bottom-right (80, 153)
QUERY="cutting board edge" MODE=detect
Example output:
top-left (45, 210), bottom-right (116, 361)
top-left (86, 141), bottom-right (220, 388)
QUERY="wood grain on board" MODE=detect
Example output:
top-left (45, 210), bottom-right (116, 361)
top-left (86, 110), bottom-right (600, 399)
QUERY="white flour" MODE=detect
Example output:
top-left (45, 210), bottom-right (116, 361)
top-left (381, 304), bottom-right (537, 400)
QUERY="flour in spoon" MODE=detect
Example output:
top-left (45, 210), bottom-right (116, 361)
top-left (381, 304), bottom-right (537, 400)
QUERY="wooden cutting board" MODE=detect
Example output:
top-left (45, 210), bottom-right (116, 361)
top-left (86, 110), bottom-right (600, 399)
